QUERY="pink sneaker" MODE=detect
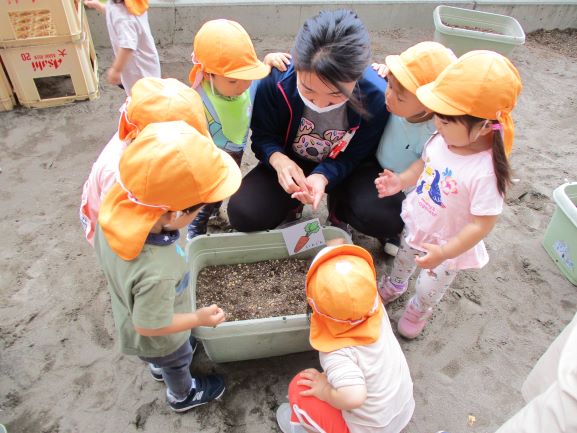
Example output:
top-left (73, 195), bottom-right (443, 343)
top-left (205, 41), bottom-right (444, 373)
top-left (398, 298), bottom-right (432, 339)
top-left (377, 276), bottom-right (407, 304)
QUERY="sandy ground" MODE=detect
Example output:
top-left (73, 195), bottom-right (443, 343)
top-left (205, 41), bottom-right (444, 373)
top-left (1, 28), bottom-right (577, 433)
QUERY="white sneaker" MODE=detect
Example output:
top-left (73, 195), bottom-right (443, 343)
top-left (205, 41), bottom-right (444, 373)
top-left (276, 403), bottom-right (308, 433)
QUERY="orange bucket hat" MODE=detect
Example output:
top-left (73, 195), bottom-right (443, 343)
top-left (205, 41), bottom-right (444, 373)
top-left (118, 77), bottom-right (209, 141)
top-left (306, 245), bottom-right (384, 352)
top-left (416, 50), bottom-right (522, 156)
top-left (124, 0), bottom-right (148, 16)
top-left (98, 120), bottom-right (242, 260)
top-left (188, 19), bottom-right (270, 88)
top-left (385, 41), bottom-right (456, 94)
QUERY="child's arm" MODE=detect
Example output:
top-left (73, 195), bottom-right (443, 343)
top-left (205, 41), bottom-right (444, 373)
top-left (107, 48), bottom-right (133, 85)
top-left (375, 158), bottom-right (424, 198)
top-left (263, 52), bottom-right (292, 72)
top-left (298, 368), bottom-right (367, 411)
top-left (84, 0), bottom-right (106, 14)
top-left (416, 214), bottom-right (498, 270)
top-left (134, 304), bottom-right (225, 337)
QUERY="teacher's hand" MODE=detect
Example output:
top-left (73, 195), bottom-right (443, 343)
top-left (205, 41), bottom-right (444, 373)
top-left (269, 152), bottom-right (311, 195)
top-left (291, 173), bottom-right (328, 211)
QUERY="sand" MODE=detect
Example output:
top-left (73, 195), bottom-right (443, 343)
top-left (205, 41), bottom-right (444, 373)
top-left (1, 28), bottom-right (576, 433)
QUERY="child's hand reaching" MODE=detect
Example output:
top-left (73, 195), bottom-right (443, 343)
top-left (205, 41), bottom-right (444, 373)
top-left (84, 0), bottom-right (106, 13)
top-left (415, 243), bottom-right (446, 270)
top-left (264, 52), bottom-right (292, 72)
top-left (196, 304), bottom-right (225, 327)
top-left (371, 62), bottom-right (389, 79)
top-left (375, 169), bottom-right (402, 198)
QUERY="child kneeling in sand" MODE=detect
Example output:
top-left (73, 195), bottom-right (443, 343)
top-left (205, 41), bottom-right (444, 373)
top-left (94, 120), bottom-right (241, 411)
top-left (276, 244), bottom-right (414, 433)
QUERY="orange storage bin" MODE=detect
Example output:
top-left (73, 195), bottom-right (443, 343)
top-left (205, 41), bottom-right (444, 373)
top-left (0, 28), bottom-right (99, 108)
top-left (0, 0), bottom-right (83, 43)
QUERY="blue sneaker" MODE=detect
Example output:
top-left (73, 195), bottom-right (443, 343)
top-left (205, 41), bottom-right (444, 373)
top-left (168, 374), bottom-right (226, 412)
top-left (149, 336), bottom-right (199, 382)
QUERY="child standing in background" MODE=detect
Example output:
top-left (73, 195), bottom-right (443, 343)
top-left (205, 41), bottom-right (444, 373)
top-left (333, 42), bottom-right (455, 256)
top-left (375, 50), bottom-right (522, 339)
top-left (186, 19), bottom-right (290, 240)
top-left (84, 0), bottom-right (160, 94)
top-left (276, 244), bottom-right (414, 433)
top-left (80, 77), bottom-right (209, 245)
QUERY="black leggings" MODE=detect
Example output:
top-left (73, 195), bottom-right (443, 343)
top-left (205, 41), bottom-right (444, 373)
top-left (333, 158), bottom-right (405, 240)
top-left (228, 162), bottom-right (316, 232)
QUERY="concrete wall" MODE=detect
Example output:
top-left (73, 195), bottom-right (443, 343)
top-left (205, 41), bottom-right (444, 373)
top-left (87, 0), bottom-right (577, 47)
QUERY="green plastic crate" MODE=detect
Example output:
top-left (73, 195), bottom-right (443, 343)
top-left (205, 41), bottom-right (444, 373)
top-left (433, 5), bottom-right (525, 57)
top-left (187, 227), bottom-right (352, 363)
top-left (543, 183), bottom-right (577, 286)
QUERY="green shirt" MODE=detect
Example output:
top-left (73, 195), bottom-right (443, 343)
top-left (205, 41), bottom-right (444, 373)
top-left (94, 225), bottom-right (191, 357)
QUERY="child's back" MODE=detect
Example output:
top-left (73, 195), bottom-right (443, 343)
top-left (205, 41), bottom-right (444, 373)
top-left (278, 245), bottom-right (414, 433)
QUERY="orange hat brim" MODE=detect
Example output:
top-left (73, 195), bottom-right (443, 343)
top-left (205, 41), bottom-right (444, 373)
top-left (385, 54), bottom-right (419, 95)
top-left (98, 183), bottom-right (165, 261)
top-left (124, 0), bottom-right (148, 16)
top-left (416, 82), bottom-right (468, 116)
top-left (222, 62), bottom-right (271, 81)
top-left (202, 150), bottom-right (242, 204)
top-left (309, 301), bottom-right (384, 352)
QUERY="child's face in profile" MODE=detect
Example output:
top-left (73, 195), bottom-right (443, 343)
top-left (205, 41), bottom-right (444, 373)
top-left (385, 73), bottom-right (428, 121)
top-left (209, 74), bottom-right (252, 97)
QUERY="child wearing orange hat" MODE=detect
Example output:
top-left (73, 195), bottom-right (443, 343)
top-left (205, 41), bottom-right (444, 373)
top-left (332, 42), bottom-right (455, 257)
top-left (94, 120), bottom-right (241, 412)
top-left (276, 244), bottom-right (415, 433)
top-left (375, 50), bottom-right (522, 339)
top-left (80, 77), bottom-right (209, 245)
top-left (186, 19), bottom-right (290, 240)
top-left (84, 0), bottom-right (160, 94)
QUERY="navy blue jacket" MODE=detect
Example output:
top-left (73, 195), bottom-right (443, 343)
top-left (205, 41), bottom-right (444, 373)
top-left (250, 64), bottom-right (389, 190)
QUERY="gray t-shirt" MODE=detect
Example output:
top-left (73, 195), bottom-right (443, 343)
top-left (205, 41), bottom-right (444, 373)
top-left (291, 105), bottom-right (349, 162)
top-left (94, 226), bottom-right (191, 358)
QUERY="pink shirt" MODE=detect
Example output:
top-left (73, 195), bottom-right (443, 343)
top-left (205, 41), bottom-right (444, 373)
top-left (401, 133), bottom-right (503, 270)
top-left (80, 133), bottom-right (127, 245)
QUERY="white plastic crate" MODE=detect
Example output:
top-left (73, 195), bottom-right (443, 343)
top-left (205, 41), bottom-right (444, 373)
top-left (0, 27), bottom-right (99, 108)
top-left (0, 58), bottom-right (15, 111)
top-left (0, 0), bottom-right (84, 43)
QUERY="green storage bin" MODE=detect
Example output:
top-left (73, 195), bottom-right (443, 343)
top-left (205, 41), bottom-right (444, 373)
top-left (433, 5), bottom-right (525, 57)
top-left (543, 182), bottom-right (577, 286)
top-left (187, 226), bottom-right (352, 363)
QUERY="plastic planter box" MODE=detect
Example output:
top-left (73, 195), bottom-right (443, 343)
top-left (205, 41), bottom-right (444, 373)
top-left (188, 227), bottom-right (352, 363)
top-left (543, 183), bottom-right (577, 286)
top-left (433, 5), bottom-right (525, 57)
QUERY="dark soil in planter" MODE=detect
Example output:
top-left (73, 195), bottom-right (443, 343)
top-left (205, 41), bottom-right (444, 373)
top-left (444, 22), bottom-right (505, 35)
top-left (196, 258), bottom-right (310, 321)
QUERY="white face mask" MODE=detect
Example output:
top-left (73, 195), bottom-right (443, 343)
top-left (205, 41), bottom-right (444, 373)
top-left (297, 85), bottom-right (348, 114)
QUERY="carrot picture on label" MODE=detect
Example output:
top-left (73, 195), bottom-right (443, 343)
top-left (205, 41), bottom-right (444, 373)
top-left (293, 221), bottom-right (321, 253)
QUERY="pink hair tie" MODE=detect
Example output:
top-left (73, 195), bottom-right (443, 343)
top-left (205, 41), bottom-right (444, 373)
top-left (491, 123), bottom-right (503, 131)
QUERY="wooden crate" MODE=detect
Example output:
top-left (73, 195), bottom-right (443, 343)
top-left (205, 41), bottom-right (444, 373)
top-left (0, 26), bottom-right (99, 108)
top-left (0, 57), bottom-right (16, 111)
top-left (0, 0), bottom-right (83, 43)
